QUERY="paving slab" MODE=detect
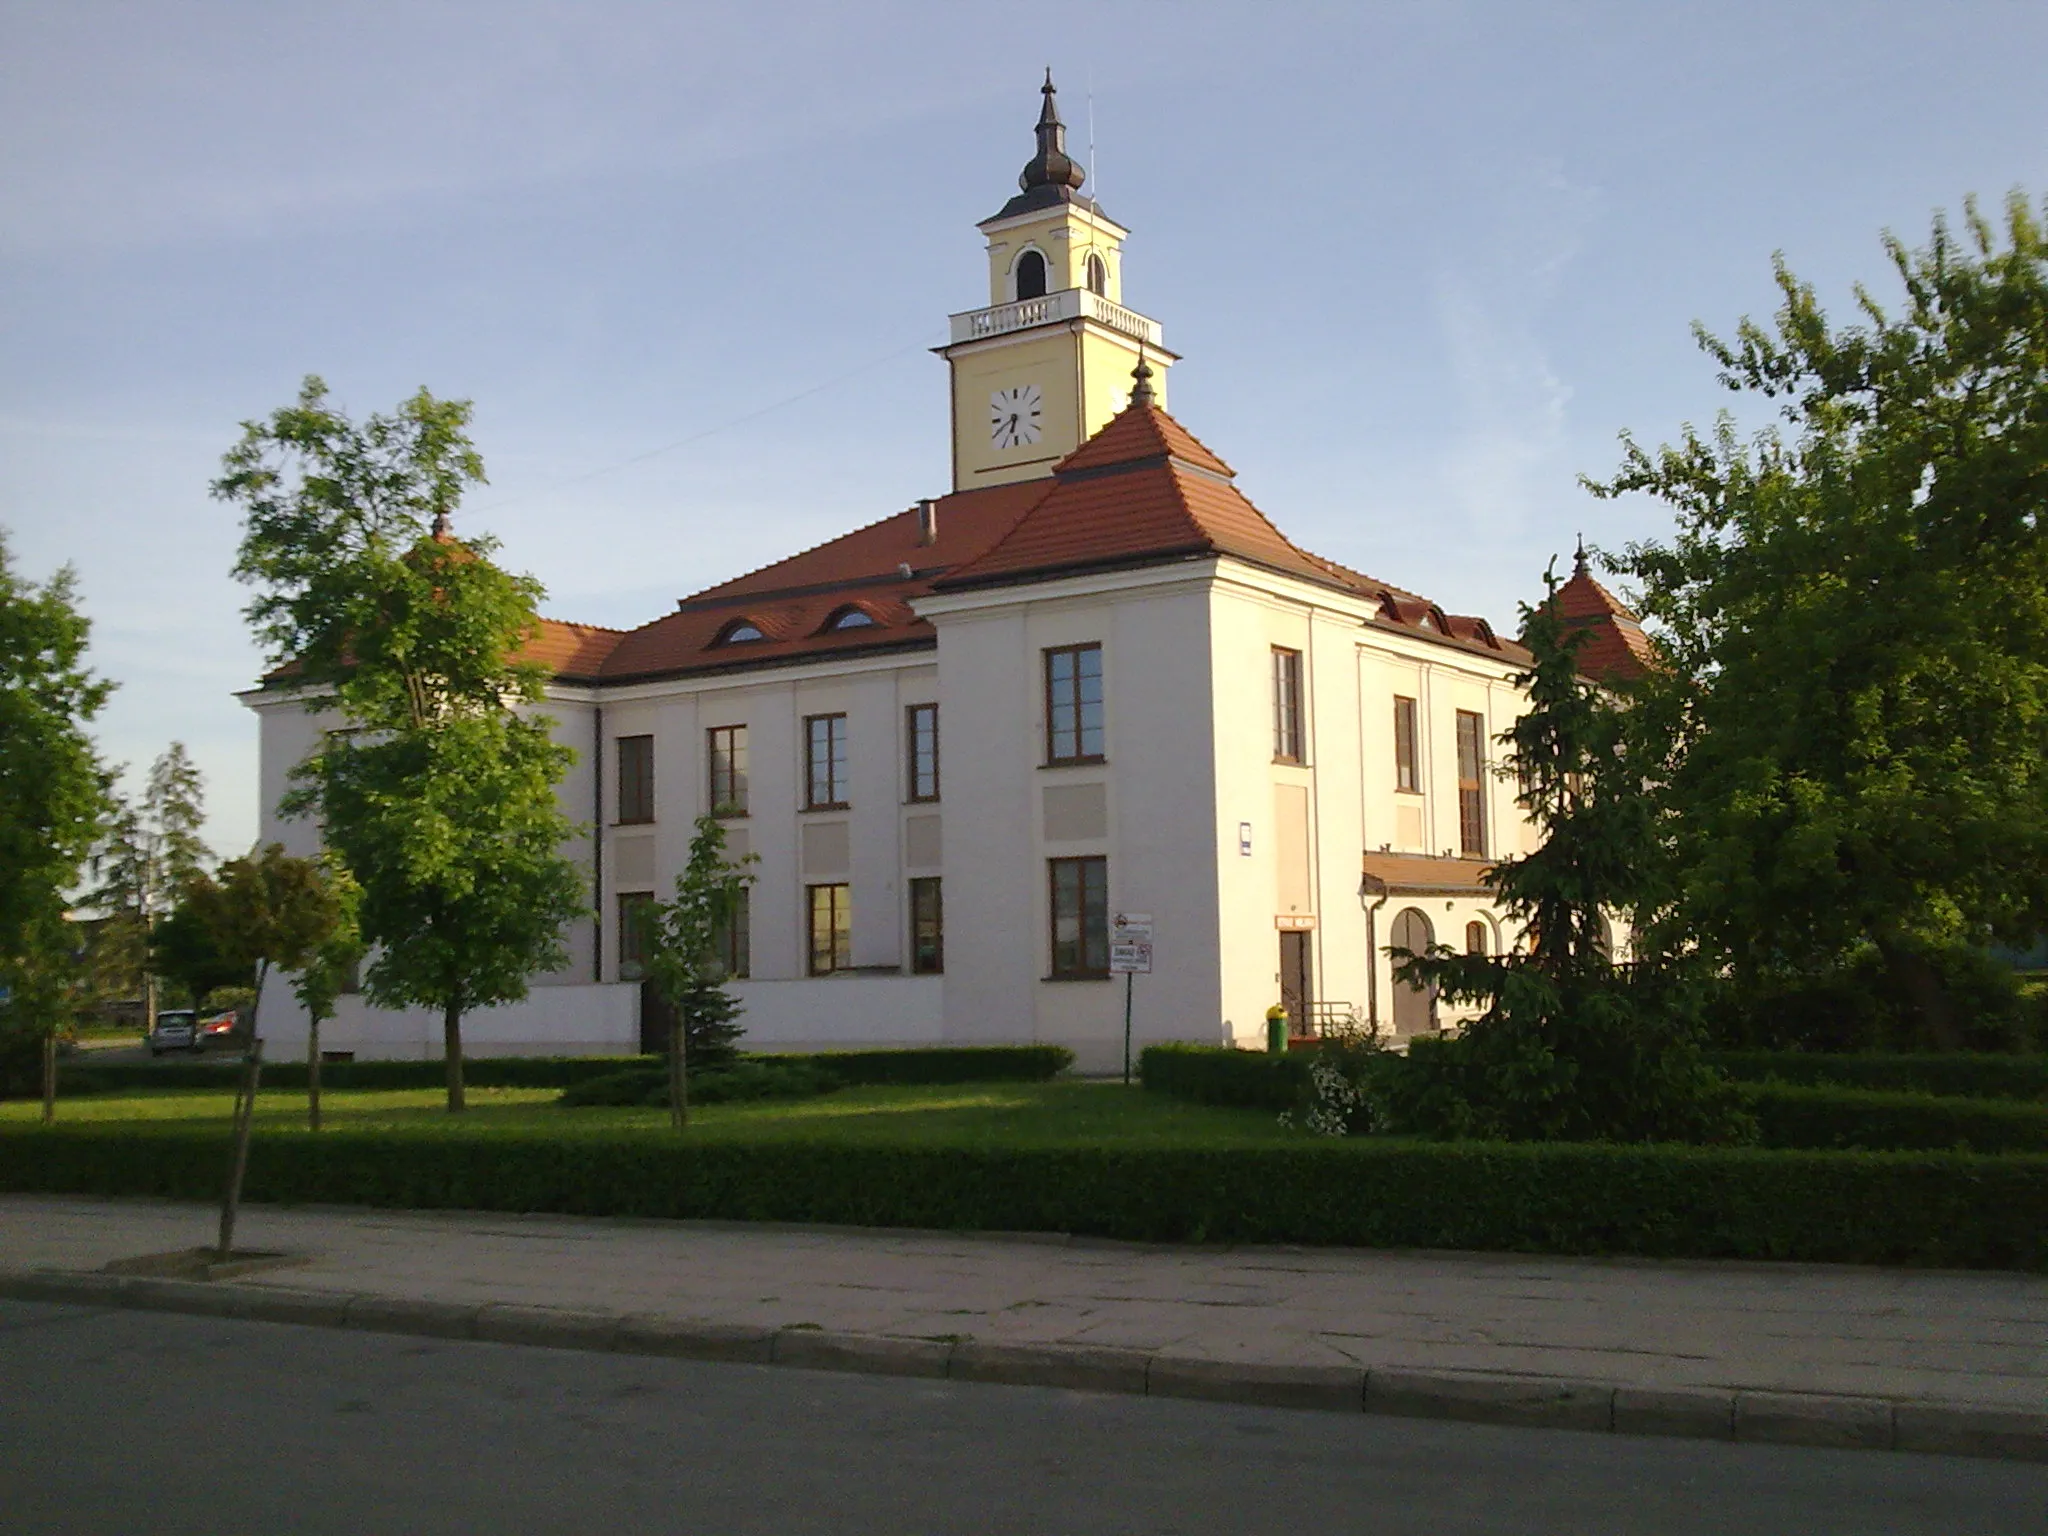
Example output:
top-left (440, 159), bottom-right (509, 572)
top-left (3, 1192), bottom-right (2045, 1462)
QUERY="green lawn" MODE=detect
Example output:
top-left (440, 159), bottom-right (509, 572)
top-left (4, 1080), bottom-right (1296, 1147)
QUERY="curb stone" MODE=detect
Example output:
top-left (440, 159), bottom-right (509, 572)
top-left (950, 1340), bottom-right (1151, 1394)
top-left (476, 1304), bottom-right (620, 1352)
top-left (2, 1266), bottom-right (2040, 1463)
top-left (343, 1295), bottom-right (479, 1341)
top-left (1147, 1357), bottom-right (1364, 1412)
top-left (1736, 1391), bottom-right (1895, 1451)
top-left (771, 1328), bottom-right (953, 1379)
top-left (1367, 1369), bottom-right (1614, 1431)
top-left (614, 1315), bottom-right (776, 1364)
top-left (1613, 1385), bottom-right (1736, 1441)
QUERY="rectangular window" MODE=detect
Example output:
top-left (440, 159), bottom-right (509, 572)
top-left (1456, 709), bottom-right (1488, 858)
top-left (806, 883), bottom-right (852, 975)
top-left (617, 891), bottom-right (656, 980)
top-left (617, 735), bottom-right (654, 824)
top-left (714, 888), bottom-right (750, 980)
top-left (909, 876), bottom-right (943, 974)
top-left (1271, 648), bottom-right (1304, 763)
top-left (1048, 856), bottom-right (1109, 978)
top-left (707, 725), bottom-right (748, 817)
top-left (804, 713), bottom-right (849, 809)
top-left (906, 703), bottom-right (940, 802)
top-left (1393, 696), bottom-right (1420, 794)
top-left (1044, 644), bottom-right (1105, 764)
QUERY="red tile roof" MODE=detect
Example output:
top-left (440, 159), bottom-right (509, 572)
top-left (1554, 559), bottom-right (1657, 682)
top-left (523, 400), bottom-right (1534, 686)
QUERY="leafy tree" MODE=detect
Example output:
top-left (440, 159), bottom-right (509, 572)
top-left (0, 531), bottom-right (112, 1104)
top-left (1599, 192), bottom-right (2048, 1048)
top-left (151, 895), bottom-right (247, 1011)
top-left (289, 858), bottom-right (364, 1132)
top-left (220, 377), bottom-right (587, 1112)
top-left (189, 844), bottom-right (342, 1258)
top-left (1390, 571), bottom-right (1749, 1143)
top-left (640, 814), bottom-right (757, 1129)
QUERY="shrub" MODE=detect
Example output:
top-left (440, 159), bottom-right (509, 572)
top-left (558, 1060), bottom-right (840, 1109)
top-left (1705, 946), bottom-right (2042, 1054)
top-left (1140, 1044), bottom-right (1307, 1111)
top-left (1709, 1051), bottom-right (2048, 1101)
top-left (1744, 1082), bottom-right (2048, 1153)
top-left (2, 1122), bottom-right (2043, 1270)
top-left (784, 1046), bottom-right (1072, 1085)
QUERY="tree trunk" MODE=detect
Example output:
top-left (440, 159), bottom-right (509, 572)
top-left (443, 1001), bottom-right (465, 1113)
top-left (217, 960), bottom-right (267, 1263)
top-left (668, 1016), bottom-right (689, 1131)
top-left (41, 1032), bottom-right (56, 1125)
top-left (1879, 940), bottom-right (1960, 1051)
top-left (307, 1014), bottom-right (322, 1133)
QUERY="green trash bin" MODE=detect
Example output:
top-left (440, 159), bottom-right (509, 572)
top-left (1265, 1004), bottom-right (1288, 1054)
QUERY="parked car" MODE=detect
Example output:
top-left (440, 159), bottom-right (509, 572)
top-left (197, 1010), bottom-right (249, 1052)
top-left (146, 1010), bottom-right (200, 1055)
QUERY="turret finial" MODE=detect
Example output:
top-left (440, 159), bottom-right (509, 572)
top-left (1018, 70), bottom-right (1086, 195)
top-left (1129, 355), bottom-right (1156, 409)
top-left (432, 509), bottom-right (453, 540)
top-left (1573, 533), bottom-right (1588, 575)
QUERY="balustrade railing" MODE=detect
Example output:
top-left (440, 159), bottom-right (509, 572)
top-left (948, 288), bottom-right (1165, 347)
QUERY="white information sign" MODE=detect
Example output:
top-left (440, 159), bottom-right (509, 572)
top-left (1113, 911), bottom-right (1154, 941)
top-left (1110, 940), bottom-right (1154, 974)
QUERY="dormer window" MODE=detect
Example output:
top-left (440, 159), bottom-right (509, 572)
top-left (715, 620), bottom-right (765, 645)
top-left (1085, 252), bottom-right (1107, 296)
top-left (825, 607), bottom-right (879, 632)
top-left (1015, 249), bottom-right (1048, 301)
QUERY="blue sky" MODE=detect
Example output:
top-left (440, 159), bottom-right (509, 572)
top-left (3, 0), bottom-right (2043, 857)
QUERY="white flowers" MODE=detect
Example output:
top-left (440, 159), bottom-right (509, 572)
top-left (1279, 1057), bottom-right (1373, 1137)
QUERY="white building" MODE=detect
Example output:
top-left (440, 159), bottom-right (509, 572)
top-left (244, 78), bottom-right (1648, 1069)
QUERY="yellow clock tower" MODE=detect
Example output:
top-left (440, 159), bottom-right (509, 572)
top-left (941, 73), bottom-right (1176, 490)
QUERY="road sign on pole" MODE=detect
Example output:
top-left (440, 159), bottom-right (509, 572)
top-left (1111, 914), bottom-right (1154, 1084)
top-left (1113, 911), bottom-right (1153, 941)
top-left (1109, 940), bottom-right (1153, 974)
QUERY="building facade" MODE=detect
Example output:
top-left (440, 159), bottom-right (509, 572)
top-left (243, 78), bottom-right (1645, 1068)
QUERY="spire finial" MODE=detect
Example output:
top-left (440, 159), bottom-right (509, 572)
top-left (1129, 355), bottom-right (1156, 409)
top-left (1018, 71), bottom-right (1086, 196)
top-left (432, 508), bottom-right (453, 541)
top-left (1573, 533), bottom-right (1588, 575)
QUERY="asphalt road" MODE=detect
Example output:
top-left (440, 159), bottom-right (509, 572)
top-left (2, 1300), bottom-right (2043, 1535)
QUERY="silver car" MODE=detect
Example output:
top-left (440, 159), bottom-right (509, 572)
top-left (146, 1010), bottom-right (200, 1055)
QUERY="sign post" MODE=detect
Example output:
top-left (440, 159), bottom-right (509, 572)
top-left (1111, 913), bottom-right (1154, 1085)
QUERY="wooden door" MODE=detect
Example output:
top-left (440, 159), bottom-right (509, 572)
top-left (1279, 931), bottom-right (1311, 1034)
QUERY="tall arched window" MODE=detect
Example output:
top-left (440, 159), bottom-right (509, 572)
top-left (1390, 907), bottom-right (1436, 1037)
top-left (1085, 252), bottom-right (1108, 296)
top-left (1465, 920), bottom-right (1488, 955)
top-left (1015, 249), bottom-right (1048, 301)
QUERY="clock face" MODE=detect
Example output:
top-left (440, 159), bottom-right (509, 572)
top-left (989, 384), bottom-right (1044, 450)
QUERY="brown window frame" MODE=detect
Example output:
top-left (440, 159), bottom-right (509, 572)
top-left (804, 713), bottom-right (849, 810)
top-left (714, 887), bottom-right (751, 979)
top-left (905, 703), bottom-right (940, 803)
top-left (616, 735), bottom-right (654, 825)
top-left (1044, 643), bottom-right (1105, 766)
top-left (1456, 709), bottom-right (1488, 858)
top-left (1393, 695), bottom-right (1421, 794)
top-left (1271, 647), bottom-right (1304, 763)
top-left (617, 891), bottom-right (656, 980)
top-left (909, 876), bottom-right (943, 975)
top-left (707, 724), bottom-right (748, 818)
top-left (1048, 855), bottom-right (1110, 979)
top-left (806, 883), bottom-right (852, 975)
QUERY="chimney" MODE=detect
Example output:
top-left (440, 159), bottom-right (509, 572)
top-left (916, 498), bottom-right (939, 546)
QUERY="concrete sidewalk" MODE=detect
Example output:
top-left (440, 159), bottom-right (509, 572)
top-left (3, 1194), bottom-right (2044, 1460)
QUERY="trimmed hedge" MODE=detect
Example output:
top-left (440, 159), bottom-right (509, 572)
top-left (53, 1044), bottom-right (1074, 1098)
top-left (557, 1061), bottom-right (842, 1108)
top-left (1140, 1043), bottom-right (1306, 1111)
top-left (2, 1122), bottom-right (2043, 1270)
top-left (1745, 1082), bottom-right (2048, 1153)
top-left (1710, 1051), bottom-right (2048, 1101)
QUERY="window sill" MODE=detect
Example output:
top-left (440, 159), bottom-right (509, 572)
top-left (905, 796), bottom-right (941, 806)
top-left (1043, 972), bottom-right (1112, 983)
top-left (1040, 758), bottom-right (1107, 771)
top-left (1394, 788), bottom-right (1425, 798)
top-left (802, 803), bottom-right (851, 814)
top-left (711, 808), bottom-right (749, 820)
top-left (612, 818), bottom-right (656, 828)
